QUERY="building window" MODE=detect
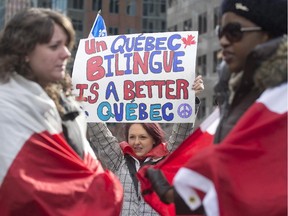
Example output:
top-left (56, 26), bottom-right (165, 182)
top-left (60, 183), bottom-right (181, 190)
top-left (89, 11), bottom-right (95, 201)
top-left (197, 55), bottom-right (207, 76)
top-left (72, 19), bottom-right (83, 31)
top-left (41, 0), bottom-right (52, 8)
top-left (214, 7), bottom-right (220, 29)
top-left (143, 4), bottom-right (148, 16)
top-left (109, 27), bottom-right (118, 35)
top-left (161, 21), bottom-right (166, 31)
top-left (143, 19), bottom-right (147, 29)
top-left (168, 25), bottom-right (177, 32)
top-left (126, 0), bottom-right (136, 16)
top-left (126, 28), bottom-right (136, 34)
top-left (109, 0), bottom-right (119, 13)
top-left (168, 0), bottom-right (177, 8)
top-left (183, 18), bottom-right (192, 31)
top-left (149, 3), bottom-right (154, 14)
top-left (149, 21), bottom-right (154, 32)
top-left (161, 1), bottom-right (166, 13)
top-left (143, 1), bottom-right (165, 17)
top-left (198, 98), bottom-right (206, 119)
top-left (73, 0), bottom-right (83, 9)
top-left (198, 12), bottom-right (207, 34)
top-left (92, 0), bottom-right (102, 11)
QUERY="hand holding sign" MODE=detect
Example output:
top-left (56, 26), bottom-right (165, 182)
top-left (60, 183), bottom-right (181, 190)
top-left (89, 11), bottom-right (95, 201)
top-left (192, 75), bottom-right (205, 95)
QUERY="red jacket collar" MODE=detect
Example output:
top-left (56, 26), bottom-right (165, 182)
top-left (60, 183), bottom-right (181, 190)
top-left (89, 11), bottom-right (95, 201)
top-left (120, 141), bottom-right (169, 161)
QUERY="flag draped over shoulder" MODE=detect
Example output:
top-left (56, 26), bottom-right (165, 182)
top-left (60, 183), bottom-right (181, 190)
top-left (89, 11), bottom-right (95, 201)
top-left (88, 10), bottom-right (107, 38)
top-left (0, 74), bottom-right (123, 216)
top-left (137, 108), bottom-right (220, 216)
top-left (174, 83), bottom-right (288, 216)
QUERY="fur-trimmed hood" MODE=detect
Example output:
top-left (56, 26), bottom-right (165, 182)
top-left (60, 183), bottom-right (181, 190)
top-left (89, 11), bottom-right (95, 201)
top-left (254, 35), bottom-right (287, 91)
top-left (236, 35), bottom-right (287, 100)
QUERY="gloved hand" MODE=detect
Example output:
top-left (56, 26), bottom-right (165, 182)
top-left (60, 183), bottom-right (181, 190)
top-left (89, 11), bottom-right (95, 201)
top-left (146, 168), bottom-right (172, 204)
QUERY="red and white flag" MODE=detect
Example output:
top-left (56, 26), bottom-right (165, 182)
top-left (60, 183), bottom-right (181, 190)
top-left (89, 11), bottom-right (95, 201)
top-left (138, 107), bottom-right (220, 216)
top-left (0, 74), bottom-right (123, 216)
top-left (174, 83), bottom-right (288, 216)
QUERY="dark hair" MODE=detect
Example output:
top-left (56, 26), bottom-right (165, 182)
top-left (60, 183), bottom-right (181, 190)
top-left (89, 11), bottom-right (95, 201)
top-left (124, 123), bottom-right (166, 146)
top-left (0, 8), bottom-right (75, 82)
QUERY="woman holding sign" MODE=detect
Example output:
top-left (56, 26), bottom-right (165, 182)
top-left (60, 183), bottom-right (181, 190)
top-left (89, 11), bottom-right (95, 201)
top-left (88, 75), bottom-right (204, 216)
top-left (0, 8), bottom-right (123, 215)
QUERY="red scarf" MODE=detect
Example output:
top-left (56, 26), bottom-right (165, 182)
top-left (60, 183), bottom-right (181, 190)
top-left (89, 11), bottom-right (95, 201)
top-left (120, 141), bottom-right (169, 161)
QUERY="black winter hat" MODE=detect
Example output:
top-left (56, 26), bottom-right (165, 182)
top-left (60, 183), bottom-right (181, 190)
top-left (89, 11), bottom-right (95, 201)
top-left (221, 0), bottom-right (287, 37)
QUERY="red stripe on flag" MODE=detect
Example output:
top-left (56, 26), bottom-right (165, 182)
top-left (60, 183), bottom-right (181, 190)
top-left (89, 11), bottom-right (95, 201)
top-left (178, 84), bottom-right (288, 216)
top-left (138, 108), bottom-right (220, 216)
top-left (0, 131), bottom-right (123, 216)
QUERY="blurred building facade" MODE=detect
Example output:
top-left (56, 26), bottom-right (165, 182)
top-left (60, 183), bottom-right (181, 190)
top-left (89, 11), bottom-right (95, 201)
top-left (167, 0), bottom-right (222, 125)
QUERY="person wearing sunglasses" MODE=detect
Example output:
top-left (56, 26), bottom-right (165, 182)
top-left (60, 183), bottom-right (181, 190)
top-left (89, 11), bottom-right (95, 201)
top-left (213, 0), bottom-right (287, 144)
top-left (145, 0), bottom-right (287, 215)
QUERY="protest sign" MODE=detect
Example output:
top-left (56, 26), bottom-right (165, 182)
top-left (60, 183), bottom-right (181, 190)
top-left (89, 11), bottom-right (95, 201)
top-left (72, 31), bottom-right (198, 123)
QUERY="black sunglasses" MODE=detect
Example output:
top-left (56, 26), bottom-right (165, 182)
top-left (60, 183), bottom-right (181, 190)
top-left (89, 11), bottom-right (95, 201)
top-left (217, 23), bottom-right (262, 43)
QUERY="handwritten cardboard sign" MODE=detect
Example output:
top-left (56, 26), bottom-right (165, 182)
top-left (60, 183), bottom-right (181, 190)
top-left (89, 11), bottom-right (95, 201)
top-left (72, 31), bottom-right (198, 123)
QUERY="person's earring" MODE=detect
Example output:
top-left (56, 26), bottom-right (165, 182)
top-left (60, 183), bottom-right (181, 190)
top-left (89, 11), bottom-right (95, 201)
top-left (25, 56), bottom-right (29, 63)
